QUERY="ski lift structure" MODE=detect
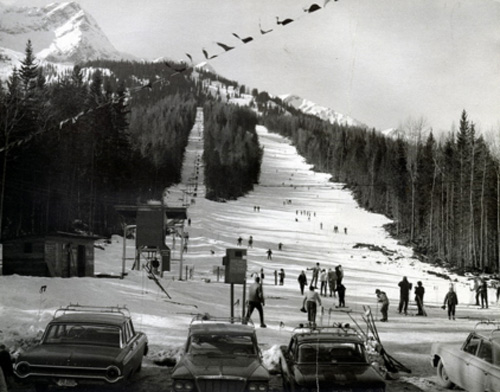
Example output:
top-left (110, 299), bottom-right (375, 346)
top-left (114, 204), bottom-right (188, 279)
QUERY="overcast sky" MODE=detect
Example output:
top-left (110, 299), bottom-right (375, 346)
top-left (3, 0), bottom-right (500, 133)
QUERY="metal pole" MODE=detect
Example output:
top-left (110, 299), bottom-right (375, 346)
top-left (179, 226), bottom-right (185, 280)
top-left (121, 225), bottom-right (136, 278)
top-left (230, 283), bottom-right (234, 320)
top-left (242, 280), bottom-right (247, 320)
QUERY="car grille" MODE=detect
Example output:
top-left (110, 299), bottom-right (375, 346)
top-left (197, 378), bottom-right (246, 392)
top-left (17, 364), bottom-right (121, 383)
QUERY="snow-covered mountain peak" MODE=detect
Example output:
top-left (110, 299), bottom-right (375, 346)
top-left (279, 94), bottom-right (367, 128)
top-left (0, 1), bottom-right (130, 64)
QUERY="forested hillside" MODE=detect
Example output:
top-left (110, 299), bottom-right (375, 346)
top-left (203, 101), bottom-right (263, 200)
top-left (0, 43), bottom-right (198, 238)
top-left (262, 99), bottom-right (500, 274)
top-left (0, 43), bottom-right (265, 238)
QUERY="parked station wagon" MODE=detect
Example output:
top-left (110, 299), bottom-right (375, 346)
top-left (171, 315), bottom-right (270, 392)
top-left (431, 321), bottom-right (500, 392)
top-left (14, 304), bottom-right (148, 391)
top-left (279, 326), bottom-right (386, 392)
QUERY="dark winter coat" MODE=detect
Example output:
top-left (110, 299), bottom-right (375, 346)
top-left (398, 278), bottom-right (412, 299)
top-left (444, 291), bottom-right (458, 306)
top-left (415, 286), bottom-right (425, 301)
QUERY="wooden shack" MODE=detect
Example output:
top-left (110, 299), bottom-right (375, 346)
top-left (2, 232), bottom-right (100, 277)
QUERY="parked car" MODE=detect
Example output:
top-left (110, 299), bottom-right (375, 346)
top-left (171, 315), bottom-right (270, 392)
top-left (279, 325), bottom-right (386, 392)
top-left (14, 304), bottom-right (148, 391)
top-left (431, 321), bottom-right (500, 392)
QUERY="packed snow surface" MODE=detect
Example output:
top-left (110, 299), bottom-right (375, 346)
top-left (1, 113), bottom-right (498, 391)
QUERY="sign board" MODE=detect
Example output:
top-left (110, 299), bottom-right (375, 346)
top-left (136, 209), bottom-right (164, 248)
top-left (224, 248), bottom-right (247, 284)
top-left (160, 248), bottom-right (170, 271)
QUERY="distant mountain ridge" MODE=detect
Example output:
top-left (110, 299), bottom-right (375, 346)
top-left (279, 94), bottom-right (367, 128)
top-left (0, 1), bottom-right (131, 65)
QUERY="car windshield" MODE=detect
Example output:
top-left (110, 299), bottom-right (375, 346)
top-left (44, 323), bottom-right (121, 347)
top-left (188, 334), bottom-right (256, 356)
top-left (298, 342), bottom-right (365, 364)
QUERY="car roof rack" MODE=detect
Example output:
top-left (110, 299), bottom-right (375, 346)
top-left (190, 313), bottom-right (254, 327)
top-left (474, 320), bottom-right (500, 338)
top-left (292, 323), bottom-right (360, 336)
top-left (53, 304), bottom-right (131, 319)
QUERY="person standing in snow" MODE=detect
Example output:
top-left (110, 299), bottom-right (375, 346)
top-left (328, 268), bottom-right (337, 297)
top-left (307, 263), bottom-right (321, 288)
top-left (398, 276), bottom-right (412, 315)
top-left (470, 276), bottom-right (481, 306)
top-left (414, 281), bottom-right (425, 316)
top-left (479, 279), bottom-right (488, 309)
top-left (245, 276), bottom-right (267, 328)
top-left (248, 236), bottom-right (253, 248)
top-left (375, 289), bottom-right (389, 322)
top-left (337, 283), bottom-right (346, 308)
top-left (298, 271), bottom-right (308, 295)
top-left (335, 265), bottom-right (344, 286)
top-left (279, 268), bottom-right (285, 285)
top-left (237, 236), bottom-right (242, 246)
top-left (443, 284), bottom-right (459, 320)
top-left (442, 284), bottom-right (458, 320)
top-left (266, 249), bottom-right (273, 260)
top-left (320, 269), bottom-right (328, 296)
top-left (302, 285), bottom-right (322, 328)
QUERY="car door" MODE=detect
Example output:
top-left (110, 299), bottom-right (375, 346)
top-left (466, 339), bottom-right (494, 392)
top-left (122, 320), bottom-right (143, 375)
top-left (459, 334), bottom-right (486, 392)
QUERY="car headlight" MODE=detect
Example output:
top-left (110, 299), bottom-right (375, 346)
top-left (247, 381), bottom-right (268, 392)
top-left (105, 365), bottom-right (121, 382)
top-left (173, 380), bottom-right (195, 391)
top-left (15, 362), bottom-right (31, 377)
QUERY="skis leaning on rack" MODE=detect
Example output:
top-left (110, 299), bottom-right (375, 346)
top-left (362, 306), bottom-right (411, 375)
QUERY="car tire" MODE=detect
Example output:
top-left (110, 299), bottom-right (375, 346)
top-left (437, 359), bottom-right (454, 388)
top-left (279, 360), bottom-right (289, 392)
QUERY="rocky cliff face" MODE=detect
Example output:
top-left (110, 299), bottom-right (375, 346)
top-left (0, 1), bottom-right (128, 63)
top-left (279, 94), bottom-right (366, 128)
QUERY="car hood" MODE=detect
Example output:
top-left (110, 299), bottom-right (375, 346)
top-left (174, 354), bottom-right (268, 379)
top-left (295, 363), bottom-right (384, 386)
top-left (18, 344), bottom-right (121, 368)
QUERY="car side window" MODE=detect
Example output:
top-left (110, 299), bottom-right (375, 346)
top-left (128, 320), bottom-right (136, 336)
top-left (125, 321), bottom-right (135, 342)
top-left (288, 337), bottom-right (296, 357)
top-left (123, 322), bottom-right (131, 344)
top-left (477, 341), bottom-right (493, 364)
top-left (463, 335), bottom-right (481, 355)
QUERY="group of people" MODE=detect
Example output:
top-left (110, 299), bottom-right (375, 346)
top-left (245, 266), bottom-right (494, 328)
top-left (304, 263), bottom-right (344, 295)
top-left (471, 276), bottom-right (490, 309)
top-left (375, 278), bottom-right (427, 322)
top-left (375, 277), bottom-right (462, 322)
top-left (297, 264), bottom-right (347, 326)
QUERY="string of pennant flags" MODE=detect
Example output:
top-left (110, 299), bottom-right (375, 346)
top-left (2, 0), bottom-right (338, 154)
